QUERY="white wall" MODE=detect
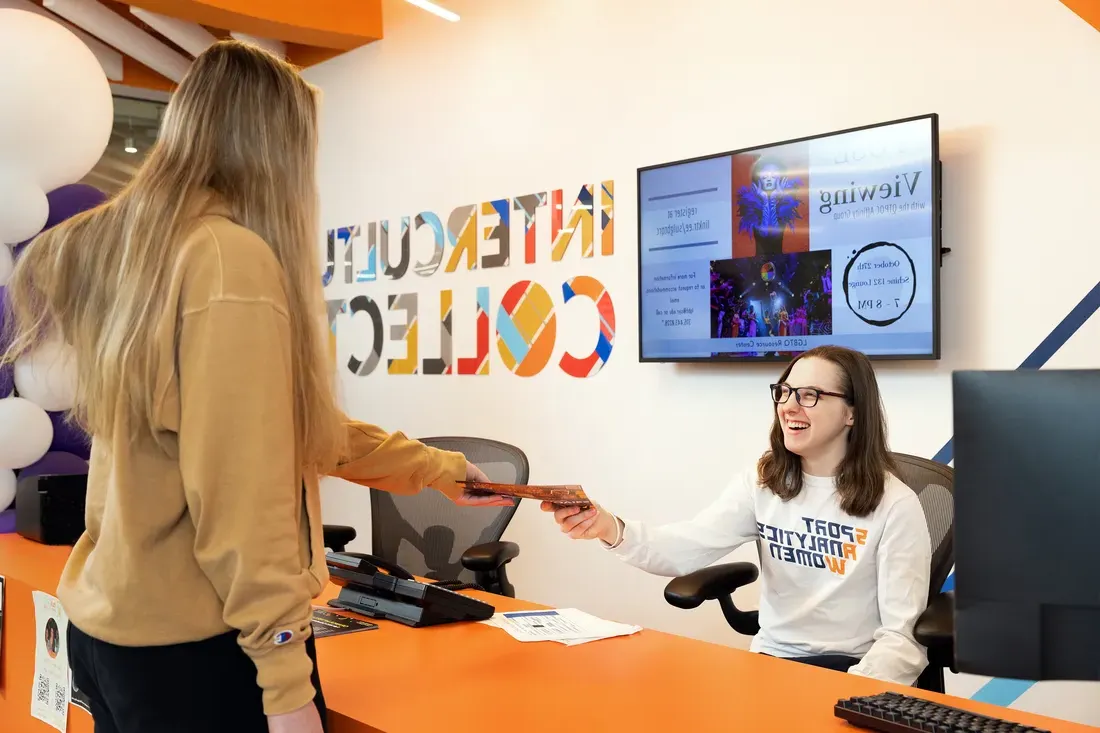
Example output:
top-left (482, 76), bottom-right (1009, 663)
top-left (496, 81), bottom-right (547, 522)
top-left (307, 0), bottom-right (1100, 723)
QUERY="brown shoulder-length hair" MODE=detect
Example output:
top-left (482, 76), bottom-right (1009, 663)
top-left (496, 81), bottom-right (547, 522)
top-left (757, 345), bottom-right (896, 517)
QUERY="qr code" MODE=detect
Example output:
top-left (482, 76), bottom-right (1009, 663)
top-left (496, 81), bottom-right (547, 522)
top-left (54, 683), bottom-right (66, 715)
top-left (36, 674), bottom-right (49, 705)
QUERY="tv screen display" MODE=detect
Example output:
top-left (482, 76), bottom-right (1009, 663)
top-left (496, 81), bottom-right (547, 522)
top-left (637, 114), bottom-right (941, 362)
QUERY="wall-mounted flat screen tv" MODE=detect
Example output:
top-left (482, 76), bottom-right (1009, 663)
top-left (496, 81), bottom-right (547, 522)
top-left (637, 113), bottom-right (941, 363)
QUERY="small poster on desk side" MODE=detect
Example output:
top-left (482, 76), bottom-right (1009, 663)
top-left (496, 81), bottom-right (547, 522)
top-left (31, 591), bottom-right (69, 733)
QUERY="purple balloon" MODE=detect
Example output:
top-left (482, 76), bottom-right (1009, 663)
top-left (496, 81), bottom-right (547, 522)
top-left (20, 451), bottom-right (89, 478)
top-left (49, 411), bottom-right (91, 460)
top-left (13, 183), bottom-right (107, 258)
top-left (0, 287), bottom-right (12, 398)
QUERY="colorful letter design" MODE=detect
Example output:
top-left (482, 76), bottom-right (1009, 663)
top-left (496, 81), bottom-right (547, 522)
top-left (496, 281), bottom-right (557, 377)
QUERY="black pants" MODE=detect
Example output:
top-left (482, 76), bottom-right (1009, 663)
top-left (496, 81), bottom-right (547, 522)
top-left (770, 653), bottom-right (862, 672)
top-left (69, 623), bottom-right (327, 733)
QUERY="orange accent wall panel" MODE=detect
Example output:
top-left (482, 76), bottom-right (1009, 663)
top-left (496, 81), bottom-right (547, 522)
top-left (127, 0), bottom-right (383, 49)
top-left (1061, 1), bottom-right (1100, 31)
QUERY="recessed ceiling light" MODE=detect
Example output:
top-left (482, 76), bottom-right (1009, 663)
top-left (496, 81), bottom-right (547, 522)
top-left (403, 0), bottom-right (459, 22)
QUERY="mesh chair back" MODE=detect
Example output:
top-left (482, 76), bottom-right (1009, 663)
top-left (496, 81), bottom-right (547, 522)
top-left (370, 437), bottom-right (529, 584)
top-left (890, 452), bottom-right (955, 599)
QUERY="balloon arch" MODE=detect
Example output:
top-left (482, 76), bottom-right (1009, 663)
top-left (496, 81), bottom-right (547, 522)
top-left (0, 9), bottom-right (116, 530)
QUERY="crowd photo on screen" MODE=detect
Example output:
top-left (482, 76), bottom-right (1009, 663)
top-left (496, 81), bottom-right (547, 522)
top-left (710, 252), bottom-right (833, 357)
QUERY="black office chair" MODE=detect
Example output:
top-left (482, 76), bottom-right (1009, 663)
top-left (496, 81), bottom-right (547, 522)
top-left (662, 452), bottom-right (955, 692)
top-left (322, 436), bottom-right (529, 597)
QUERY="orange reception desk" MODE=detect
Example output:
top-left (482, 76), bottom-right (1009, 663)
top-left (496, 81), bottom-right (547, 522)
top-left (0, 534), bottom-right (1088, 733)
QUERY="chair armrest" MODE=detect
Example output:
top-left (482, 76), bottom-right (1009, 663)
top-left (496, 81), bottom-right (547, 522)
top-left (663, 562), bottom-right (759, 610)
top-left (915, 591), bottom-right (956, 673)
top-left (914, 590), bottom-right (954, 648)
top-left (461, 541), bottom-right (520, 572)
top-left (323, 524), bottom-right (357, 552)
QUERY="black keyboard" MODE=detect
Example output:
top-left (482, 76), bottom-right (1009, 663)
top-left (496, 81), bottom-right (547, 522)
top-left (835, 692), bottom-right (1050, 733)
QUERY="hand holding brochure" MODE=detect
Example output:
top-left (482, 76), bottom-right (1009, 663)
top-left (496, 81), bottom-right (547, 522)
top-left (457, 481), bottom-right (593, 508)
top-left (481, 608), bottom-right (641, 646)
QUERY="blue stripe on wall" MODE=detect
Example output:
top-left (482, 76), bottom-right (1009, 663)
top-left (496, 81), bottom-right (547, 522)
top-left (937, 280), bottom-right (1100, 707)
top-left (933, 280), bottom-right (1100, 467)
top-left (971, 679), bottom-right (1040, 708)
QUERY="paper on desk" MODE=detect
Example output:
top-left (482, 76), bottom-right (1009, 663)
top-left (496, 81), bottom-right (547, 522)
top-left (481, 608), bottom-right (641, 645)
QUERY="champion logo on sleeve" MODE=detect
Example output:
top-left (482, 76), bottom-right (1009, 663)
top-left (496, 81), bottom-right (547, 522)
top-left (273, 630), bottom-right (294, 646)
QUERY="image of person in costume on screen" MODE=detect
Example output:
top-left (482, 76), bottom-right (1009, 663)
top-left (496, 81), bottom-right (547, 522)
top-left (736, 157), bottom-right (805, 256)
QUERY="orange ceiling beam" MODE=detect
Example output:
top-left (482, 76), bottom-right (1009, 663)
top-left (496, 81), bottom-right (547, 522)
top-left (126, 0), bottom-right (382, 50)
top-left (283, 43), bottom-right (346, 68)
top-left (1060, 1), bottom-right (1100, 30)
top-left (121, 54), bottom-right (176, 91)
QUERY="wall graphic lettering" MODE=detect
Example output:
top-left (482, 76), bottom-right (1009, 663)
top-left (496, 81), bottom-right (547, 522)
top-left (325, 181), bottom-right (616, 378)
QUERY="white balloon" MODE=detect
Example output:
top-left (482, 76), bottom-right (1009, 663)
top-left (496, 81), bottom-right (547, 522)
top-left (0, 10), bottom-right (113, 192)
top-left (0, 174), bottom-right (48, 245)
top-left (0, 244), bottom-right (11, 287)
top-left (0, 397), bottom-right (53, 469)
top-left (14, 339), bottom-right (78, 412)
top-left (0, 468), bottom-right (14, 512)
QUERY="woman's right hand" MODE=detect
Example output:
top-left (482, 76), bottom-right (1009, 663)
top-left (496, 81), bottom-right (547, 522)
top-left (540, 502), bottom-right (620, 544)
top-left (267, 701), bottom-right (324, 733)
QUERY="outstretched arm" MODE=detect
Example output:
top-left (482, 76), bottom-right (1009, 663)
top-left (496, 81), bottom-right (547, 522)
top-left (330, 420), bottom-right (466, 498)
top-left (330, 421), bottom-right (510, 506)
top-left (545, 470), bottom-right (760, 578)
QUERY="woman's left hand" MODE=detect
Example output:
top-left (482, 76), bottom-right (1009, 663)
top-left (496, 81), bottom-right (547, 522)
top-left (453, 461), bottom-right (514, 506)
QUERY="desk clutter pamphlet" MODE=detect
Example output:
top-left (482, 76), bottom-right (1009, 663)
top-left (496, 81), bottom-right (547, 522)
top-left (481, 608), bottom-right (641, 645)
top-left (312, 608), bottom-right (378, 638)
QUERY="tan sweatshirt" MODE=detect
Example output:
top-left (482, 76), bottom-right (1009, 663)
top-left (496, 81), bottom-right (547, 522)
top-left (56, 207), bottom-right (467, 716)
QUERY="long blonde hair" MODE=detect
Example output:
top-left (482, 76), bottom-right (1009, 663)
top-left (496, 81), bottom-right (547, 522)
top-left (1, 41), bottom-right (345, 469)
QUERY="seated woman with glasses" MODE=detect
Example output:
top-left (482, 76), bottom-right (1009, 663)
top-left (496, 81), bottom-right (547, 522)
top-left (543, 345), bottom-right (931, 684)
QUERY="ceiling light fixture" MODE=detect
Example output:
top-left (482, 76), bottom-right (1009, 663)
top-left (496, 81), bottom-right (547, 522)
top-left (403, 0), bottom-right (460, 22)
top-left (123, 116), bottom-right (138, 154)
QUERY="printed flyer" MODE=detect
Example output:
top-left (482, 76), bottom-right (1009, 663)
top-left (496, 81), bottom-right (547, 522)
top-left (31, 591), bottom-right (70, 732)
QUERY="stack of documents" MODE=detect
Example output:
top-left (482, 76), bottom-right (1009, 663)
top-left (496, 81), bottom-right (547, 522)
top-left (481, 608), bottom-right (642, 646)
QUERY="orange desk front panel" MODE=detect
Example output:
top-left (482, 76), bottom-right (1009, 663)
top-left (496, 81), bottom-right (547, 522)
top-left (0, 537), bottom-right (93, 733)
top-left (1, 534), bottom-right (1091, 733)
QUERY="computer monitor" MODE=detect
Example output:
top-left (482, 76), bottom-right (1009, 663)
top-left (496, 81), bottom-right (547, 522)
top-left (952, 369), bottom-right (1100, 681)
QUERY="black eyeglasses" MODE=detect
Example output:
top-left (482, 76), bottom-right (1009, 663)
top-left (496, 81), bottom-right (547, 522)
top-left (770, 383), bottom-right (849, 408)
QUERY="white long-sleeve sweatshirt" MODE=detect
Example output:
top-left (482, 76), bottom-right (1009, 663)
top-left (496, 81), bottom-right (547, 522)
top-left (608, 469), bottom-right (932, 685)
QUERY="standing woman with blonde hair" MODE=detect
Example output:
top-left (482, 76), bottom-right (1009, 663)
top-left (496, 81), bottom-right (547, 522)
top-left (2, 41), bottom-right (506, 733)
